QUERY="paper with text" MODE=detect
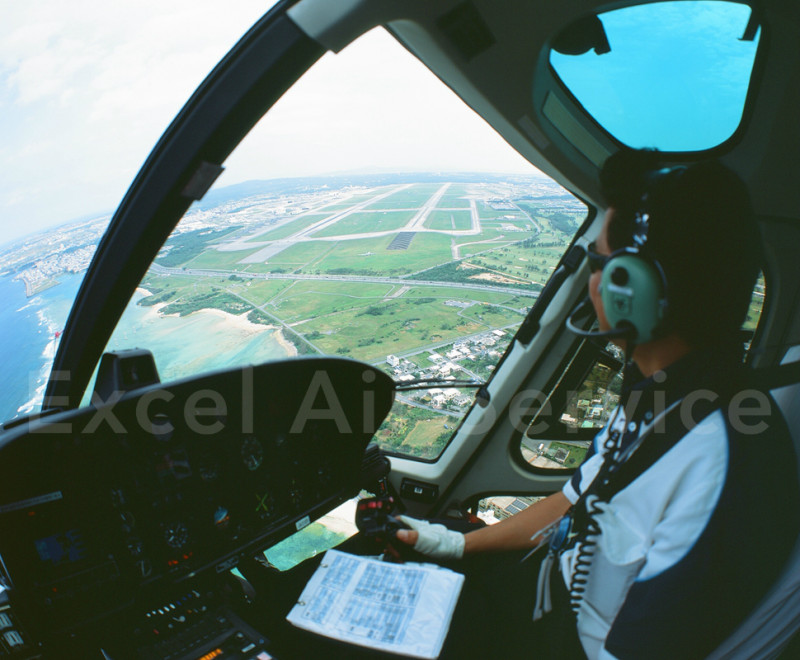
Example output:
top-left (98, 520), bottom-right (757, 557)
top-left (287, 549), bottom-right (464, 658)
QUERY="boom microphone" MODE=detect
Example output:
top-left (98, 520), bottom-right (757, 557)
top-left (565, 297), bottom-right (637, 340)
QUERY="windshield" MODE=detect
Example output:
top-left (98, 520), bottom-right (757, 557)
top-left (0, 14), bottom-right (586, 464)
top-left (0, 1), bottom-right (278, 422)
top-left (101, 28), bottom-right (586, 460)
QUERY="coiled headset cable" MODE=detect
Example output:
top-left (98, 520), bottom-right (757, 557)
top-left (566, 397), bottom-right (683, 614)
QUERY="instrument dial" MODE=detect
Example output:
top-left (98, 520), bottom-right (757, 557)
top-left (241, 436), bottom-right (263, 471)
top-left (163, 522), bottom-right (189, 549)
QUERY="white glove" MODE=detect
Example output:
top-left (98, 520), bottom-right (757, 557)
top-left (397, 515), bottom-right (465, 560)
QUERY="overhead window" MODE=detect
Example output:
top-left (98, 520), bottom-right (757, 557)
top-left (549, 1), bottom-right (761, 152)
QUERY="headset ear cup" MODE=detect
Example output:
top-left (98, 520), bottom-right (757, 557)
top-left (599, 253), bottom-right (666, 343)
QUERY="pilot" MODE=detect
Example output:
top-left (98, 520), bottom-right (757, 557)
top-left (395, 152), bottom-right (800, 659)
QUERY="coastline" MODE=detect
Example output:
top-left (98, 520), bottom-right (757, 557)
top-left (16, 275), bottom-right (60, 297)
top-left (135, 287), bottom-right (297, 358)
top-left (198, 307), bottom-right (276, 334)
top-left (274, 328), bottom-right (299, 357)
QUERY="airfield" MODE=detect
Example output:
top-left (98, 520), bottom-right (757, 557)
top-left (139, 177), bottom-right (584, 457)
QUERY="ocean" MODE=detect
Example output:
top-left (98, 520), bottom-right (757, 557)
top-left (0, 274), bottom-right (290, 424)
top-left (0, 273), bottom-right (82, 422)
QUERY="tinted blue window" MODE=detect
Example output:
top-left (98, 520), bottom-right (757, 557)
top-left (550, 1), bottom-right (760, 152)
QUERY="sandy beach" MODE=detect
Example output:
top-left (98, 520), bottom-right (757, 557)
top-left (274, 328), bottom-right (299, 357)
top-left (124, 289), bottom-right (299, 375)
top-left (198, 307), bottom-right (276, 334)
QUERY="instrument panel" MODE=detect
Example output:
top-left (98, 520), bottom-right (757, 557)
top-left (0, 357), bottom-right (395, 636)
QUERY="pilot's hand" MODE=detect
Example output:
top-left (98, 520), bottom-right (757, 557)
top-left (394, 516), bottom-right (465, 560)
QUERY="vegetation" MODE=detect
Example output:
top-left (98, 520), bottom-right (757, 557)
top-left (156, 227), bottom-right (241, 267)
top-left (313, 210), bottom-right (416, 237)
top-left (547, 441), bottom-right (590, 467)
top-left (245, 213), bottom-right (330, 242)
top-left (161, 290), bottom-right (251, 316)
top-left (132, 180), bottom-right (586, 462)
top-left (425, 210), bottom-right (472, 230)
top-left (374, 401), bottom-right (457, 459)
top-left (409, 259), bottom-right (540, 291)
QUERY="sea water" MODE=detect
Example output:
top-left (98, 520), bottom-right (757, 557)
top-left (106, 289), bottom-right (290, 388)
top-left (0, 273), bottom-right (83, 422)
top-left (0, 274), bottom-right (291, 424)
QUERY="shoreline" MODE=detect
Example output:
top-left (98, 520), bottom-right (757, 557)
top-left (135, 288), bottom-right (297, 358)
top-left (274, 328), bottom-right (299, 357)
top-left (198, 307), bottom-right (277, 334)
top-left (16, 275), bottom-right (60, 298)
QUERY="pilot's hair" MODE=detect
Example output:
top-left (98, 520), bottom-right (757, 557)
top-left (599, 150), bottom-right (762, 347)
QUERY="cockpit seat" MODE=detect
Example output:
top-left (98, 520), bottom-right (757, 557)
top-left (708, 346), bottom-right (800, 659)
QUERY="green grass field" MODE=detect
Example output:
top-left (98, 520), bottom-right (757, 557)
top-left (477, 201), bottom-right (521, 219)
top-left (316, 192), bottom-right (388, 211)
top-left (455, 303), bottom-right (525, 327)
top-left (312, 210), bottom-right (416, 237)
top-left (455, 226), bottom-right (511, 244)
top-left (424, 210), bottom-right (473, 230)
top-left (297, 297), bottom-right (487, 361)
top-left (364, 184), bottom-right (445, 210)
top-left (225, 278), bottom-right (293, 304)
top-left (373, 401), bottom-right (456, 458)
top-left (267, 280), bottom-right (395, 322)
top-left (398, 285), bottom-right (536, 306)
top-left (246, 242), bottom-right (339, 272)
top-left (183, 248), bottom-right (257, 270)
top-left (310, 233), bottom-right (453, 276)
top-left (401, 417), bottom-right (450, 450)
top-left (436, 193), bottom-right (471, 209)
top-left (246, 213), bottom-right (330, 242)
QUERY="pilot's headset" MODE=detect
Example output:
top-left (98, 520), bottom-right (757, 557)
top-left (568, 166), bottom-right (686, 343)
top-left (598, 166), bottom-right (686, 343)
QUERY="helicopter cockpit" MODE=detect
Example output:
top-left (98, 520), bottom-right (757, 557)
top-left (2, 0), bottom-right (800, 658)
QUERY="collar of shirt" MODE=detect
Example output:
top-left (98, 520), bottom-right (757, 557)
top-left (616, 344), bottom-right (744, 446)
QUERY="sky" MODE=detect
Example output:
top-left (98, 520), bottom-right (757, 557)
top-left (551, 0), bottom-right (758, 151)
top-left (0, 0), bottom-right (535, 245)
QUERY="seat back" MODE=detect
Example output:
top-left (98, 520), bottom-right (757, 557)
top-left (708, 346), bottom-right (800, 659)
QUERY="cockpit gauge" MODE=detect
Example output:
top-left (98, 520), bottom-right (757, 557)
top-left (288, 478), bottom-right (303, 508)
top-left (198, 459), bottom-right (220, 482)
top-left (240, 436), bottom-right (263, 471)
top-left (127, 539), bottom-right (143, 557)
top-left (151, 413), bottom-right (174, 442)
top-left (213, 506), bottom-right (230, 530)
top-left (120, 511), bottom-right (136, 534)
top-left (316, 463), bottom-right (333, 486)
top-left (110, 488), bottom-right (127, 508)
top-left (254, 492), bottom-right (276, 521)
top-left (136, 559), bottom-right (152, 579)
top-left (163, 522), bottom-right (189, 549)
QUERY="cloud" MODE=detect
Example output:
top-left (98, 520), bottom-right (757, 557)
top-left (223, 28), bottom-right (535, 180)
top-left (0, 2), bottom-right (536, 244)
top-left (0, 0), bottom-right (273, 240)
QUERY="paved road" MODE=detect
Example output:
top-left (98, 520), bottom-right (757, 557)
top-left (215, 183), bottom-right (487, 264)
top-left (407, 182), bottom-right (450, 229)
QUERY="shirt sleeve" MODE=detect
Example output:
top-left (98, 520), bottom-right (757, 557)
top-left (562, 412), bottom-right (620, 503)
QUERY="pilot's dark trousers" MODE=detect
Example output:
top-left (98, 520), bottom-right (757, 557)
top-left (242, 526), bottom-right (585, 659)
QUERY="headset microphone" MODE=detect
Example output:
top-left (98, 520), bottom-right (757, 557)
top-left (565, 296), bottom-right (638, 340)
